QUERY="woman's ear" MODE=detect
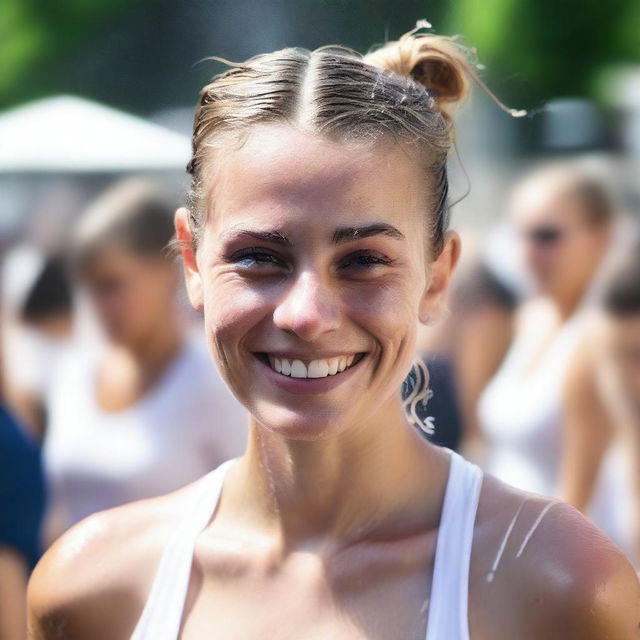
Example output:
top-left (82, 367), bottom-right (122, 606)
top-left (418, 230), bottom-right (461, 324)
top-left (174, 207), bottom-right (203, 311)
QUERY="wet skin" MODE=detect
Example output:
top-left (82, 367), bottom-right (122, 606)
top-left (27, 124), bottom-right (640, 639)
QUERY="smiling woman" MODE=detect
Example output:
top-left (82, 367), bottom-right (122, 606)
top-left (27, 20), bottom-right (640, 640)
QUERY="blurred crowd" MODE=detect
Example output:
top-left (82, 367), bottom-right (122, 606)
top-left (1, 158), bottom-right (640, 637)
top-left (0, 177), bottom-right (249, 638)
top-left (419, 159), bottom-right (640, 565)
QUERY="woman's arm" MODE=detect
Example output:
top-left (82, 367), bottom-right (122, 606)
top-left (504, 499), bottom-right (640, 639)
top-left (26, 513), bottom-right (105, 640)
top-left (552, 527), bottom-right (640, 639)
top-left (27, 490), bottom-right (184, 640)
top-left (26, 507), bottom-right (150, 640)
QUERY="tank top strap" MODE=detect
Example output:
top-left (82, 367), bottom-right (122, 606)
top-left (129, 457), bottom-right (238, 640)
top-left (425, 449), bottom-right (483, 640)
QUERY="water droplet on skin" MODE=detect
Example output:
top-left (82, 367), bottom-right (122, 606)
top-left (485, 498), bottom-right (527, 583)
top-left (515, 501), bottom-right (556, 558)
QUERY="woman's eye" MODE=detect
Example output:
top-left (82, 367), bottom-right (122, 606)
top-left (224, 248), bottom-right (285, 269)
top-left (339, 252), bottom-right (394, 270)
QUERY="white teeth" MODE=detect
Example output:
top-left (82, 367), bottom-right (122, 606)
top-left (290, 359), bottom-right (307, 378)
top-left (307, 359), bottom-right (330, 378)
top-left (265, 354), bottom-right (361, 378)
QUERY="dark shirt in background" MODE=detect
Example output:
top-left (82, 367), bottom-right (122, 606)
top-left (0, 404), bottom-right (46, 571)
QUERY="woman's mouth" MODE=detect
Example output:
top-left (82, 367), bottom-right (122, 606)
top-left (253, 352), bottom-right (367, 379)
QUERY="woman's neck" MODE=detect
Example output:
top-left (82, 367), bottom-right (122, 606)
top-left (553, 291), bottom-right (583, 322)
top-left (96, 319), bottom-right (184, 413)
top-left (117, 318), bottom-right (184, 371)
top-left (226, 398), bottom-right (450, 559)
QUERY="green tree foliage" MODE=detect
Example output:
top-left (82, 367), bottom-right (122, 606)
top-left (0, 0), bottom-right (143, 107)
top-left (446, 0), bottom-right (640, 108)
top-left (1, 0), bottom-right (638, 114)
top-left (0, 0), bottom-right (448, 113)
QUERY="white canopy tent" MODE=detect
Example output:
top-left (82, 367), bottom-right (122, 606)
top-left (0, 95), bottom-right (191, 173)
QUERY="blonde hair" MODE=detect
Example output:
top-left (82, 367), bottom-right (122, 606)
top-left (183, 20), bottom-right (521, 255)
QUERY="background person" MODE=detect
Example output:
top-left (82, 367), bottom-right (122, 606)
top-left (41, 177), bottom-right (248, 545)
top-left (1, 250), bottom-right (73, 440)
top-left (578, 237), bottom-right (640, 563)
top-left (474, 163), bottom-right (636, 554)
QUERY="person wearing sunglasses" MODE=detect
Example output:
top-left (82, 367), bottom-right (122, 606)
top-left (476, 162), bottom-right (637, 558)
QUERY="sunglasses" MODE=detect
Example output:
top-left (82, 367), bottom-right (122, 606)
top-left (521, 225), bottom-right (566, 245)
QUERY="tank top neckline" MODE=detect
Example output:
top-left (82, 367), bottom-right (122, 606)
top-left (130, 448), bottom-right (483, 640)
top-left (87, 336), bottom-right (193, 419)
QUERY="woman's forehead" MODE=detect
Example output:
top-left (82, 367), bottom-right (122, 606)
top-left (206, 123), bottom-right (425, 231)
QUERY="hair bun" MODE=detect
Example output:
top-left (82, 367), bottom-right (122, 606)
top-left (364, 20), bottom-right (527, 122)
top-left (364, 21), bottom-right (472, 122)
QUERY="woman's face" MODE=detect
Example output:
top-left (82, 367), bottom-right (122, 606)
top-left (81, 244), bottom-right (178, 346)
top-left (176, 123), bottom-right (458, 440)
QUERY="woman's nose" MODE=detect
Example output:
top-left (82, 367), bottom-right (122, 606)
top-left (272, 271), bottom-right (340, 341)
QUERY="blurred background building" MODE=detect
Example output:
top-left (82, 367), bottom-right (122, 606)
top-left (1, 0), bottom-right (640, 238)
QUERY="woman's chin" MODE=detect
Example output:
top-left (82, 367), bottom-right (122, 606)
top-left (250, 405), bottom-right (352, 442)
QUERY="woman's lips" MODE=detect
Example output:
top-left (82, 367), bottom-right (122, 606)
top-left (252, 352), bottom-right (368, 394)
top-left (265, 353), bottom-right (364, 378)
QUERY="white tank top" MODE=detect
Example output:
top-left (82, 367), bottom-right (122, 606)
top-left (477, 306), bottom-right (634, 560)
top-left (43, 332), bottom-right (248, 534)
top-left (477, 308), bottom-right (587, 497)
top-left (129, 448), bottom-right (483, 640)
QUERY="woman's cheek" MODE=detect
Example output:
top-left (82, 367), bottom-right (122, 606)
top-left (203, 281), bottom-right (272, 358)
top-left (349, 289), bottom-right (419, 385)
top-left (346, 279), bottom-right (418, 334)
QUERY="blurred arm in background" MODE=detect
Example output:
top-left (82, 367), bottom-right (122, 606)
top-left (437, 255), bottom-right (517, 462)
top-left (561, 236), bottom-right (640, 565)
top-left (416, 256), bottom-right (517, 456)
top-left (588, 244), bottom-right (640, 561)
top-left (452, 280), bottom-right (516, 463)
top-left (560, 330), bottom-right (616, 512)
top-left (0, 546), bottom-right (29, 640)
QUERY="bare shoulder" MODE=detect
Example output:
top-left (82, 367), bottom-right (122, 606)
top-left (471, 474), bottom-right (640, 640)
top-left (516, 496), bottom-right (640, 639)
top-left (27, 480), bottom-right (203, 640)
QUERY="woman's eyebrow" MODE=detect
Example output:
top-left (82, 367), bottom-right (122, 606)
top-left (332, 223), bottom-right (405, 244)
top-left (221, 223), bottom-right (404, 246)
top-left (223, 229), bottom-right (292, 246)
